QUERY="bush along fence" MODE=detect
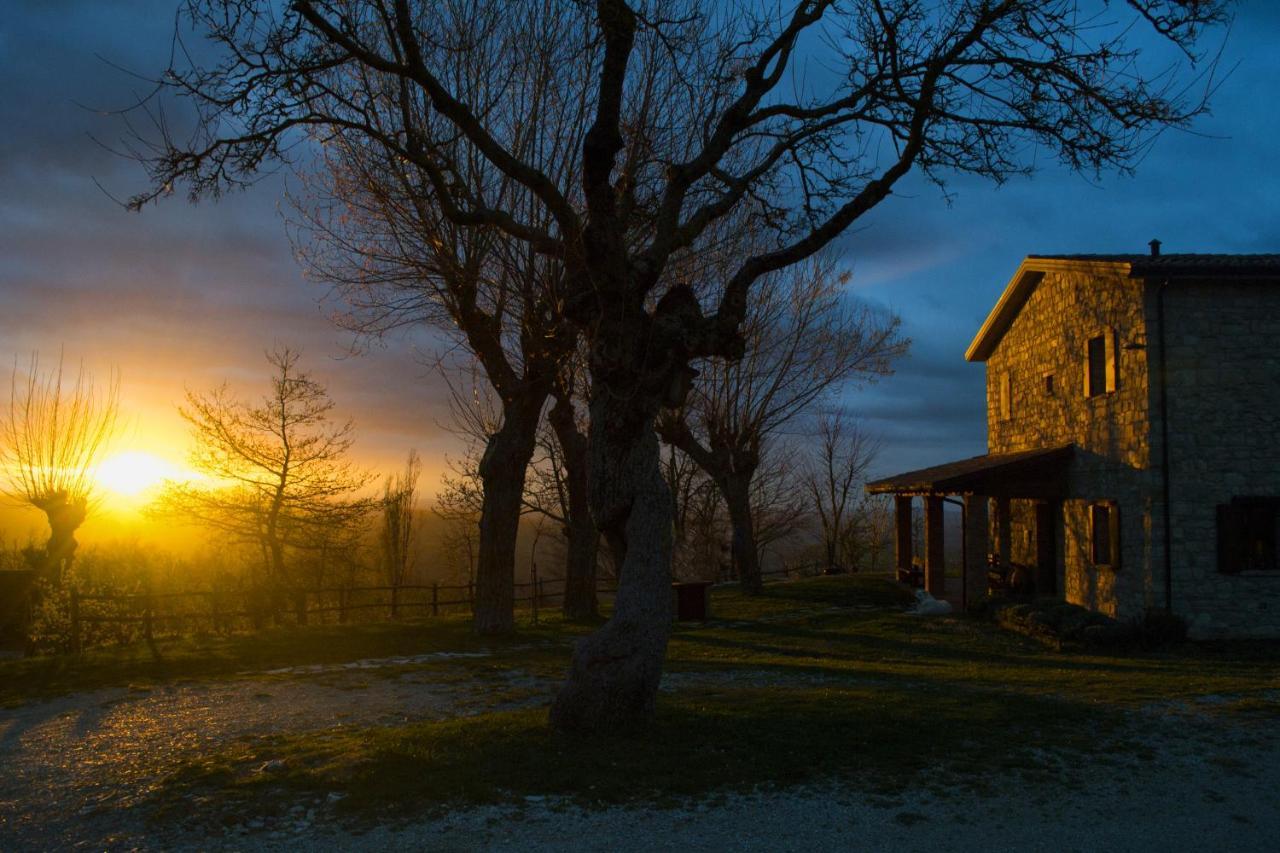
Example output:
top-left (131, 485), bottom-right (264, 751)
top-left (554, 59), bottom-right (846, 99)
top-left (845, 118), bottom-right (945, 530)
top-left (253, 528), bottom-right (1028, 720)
top-left (59, 567), bottom-right (617, 657)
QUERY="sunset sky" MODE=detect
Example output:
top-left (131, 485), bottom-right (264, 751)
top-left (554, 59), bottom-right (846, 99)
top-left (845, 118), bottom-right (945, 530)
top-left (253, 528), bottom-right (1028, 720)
top-left (4, 1), bottom-right (1280, 541)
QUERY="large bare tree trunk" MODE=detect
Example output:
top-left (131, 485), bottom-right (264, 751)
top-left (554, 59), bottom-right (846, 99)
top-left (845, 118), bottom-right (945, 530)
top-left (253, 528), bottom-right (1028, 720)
top-left (722, 475), bottom-right (763, 595)
top-left (548, 394), bottom-right (598, 620)
top-left (473, 401), bottom-right (542, 635)
top-left (36, 496), bottom-right (86, 588)
top-left (550, 392), bottom-right (673, 731)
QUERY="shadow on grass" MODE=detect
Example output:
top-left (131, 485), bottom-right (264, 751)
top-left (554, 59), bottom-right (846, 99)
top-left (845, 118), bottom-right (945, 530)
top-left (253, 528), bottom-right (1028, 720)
top-left (0, 616), bottom-right (583, 708)
top-left (158, 679), bottom-right (1123, 825)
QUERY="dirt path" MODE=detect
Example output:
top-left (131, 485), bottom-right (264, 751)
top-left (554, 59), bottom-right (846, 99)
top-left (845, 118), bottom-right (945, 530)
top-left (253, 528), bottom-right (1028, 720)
top-left (0, 653), bottom-right (557, 850)
top-left (1, 658), bottom-right (1277, 851)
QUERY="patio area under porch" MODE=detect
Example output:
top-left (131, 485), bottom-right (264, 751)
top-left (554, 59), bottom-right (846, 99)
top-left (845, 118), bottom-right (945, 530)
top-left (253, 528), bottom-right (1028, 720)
top-left (864, 445), bottom-right (1075, 611)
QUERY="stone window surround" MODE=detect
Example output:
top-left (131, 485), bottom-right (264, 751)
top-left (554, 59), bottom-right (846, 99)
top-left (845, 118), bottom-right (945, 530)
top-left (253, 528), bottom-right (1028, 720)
top-left (1089, 500), bottom-right (1121, 570)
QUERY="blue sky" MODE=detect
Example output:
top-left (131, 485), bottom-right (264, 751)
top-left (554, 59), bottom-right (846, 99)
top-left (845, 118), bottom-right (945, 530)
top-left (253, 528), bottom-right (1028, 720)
top-left (2, 0), bottom-right (1277, 488)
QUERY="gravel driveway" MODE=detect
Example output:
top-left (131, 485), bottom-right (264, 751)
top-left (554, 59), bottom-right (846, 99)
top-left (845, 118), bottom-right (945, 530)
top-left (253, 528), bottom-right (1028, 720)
top-left (1, 655), bottom-right (1277, 851)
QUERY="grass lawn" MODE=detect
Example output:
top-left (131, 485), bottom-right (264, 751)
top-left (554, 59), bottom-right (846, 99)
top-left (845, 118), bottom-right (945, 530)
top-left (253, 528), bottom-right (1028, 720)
top-left (0, 612), bottom-right (584, 708)
top-left (120, 575), bottom-right (1279, 823)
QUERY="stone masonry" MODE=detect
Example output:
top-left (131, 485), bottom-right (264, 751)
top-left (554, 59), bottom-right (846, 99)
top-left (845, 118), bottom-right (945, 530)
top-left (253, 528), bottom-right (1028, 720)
top-left (982, 259), bottom-right (1280, 638)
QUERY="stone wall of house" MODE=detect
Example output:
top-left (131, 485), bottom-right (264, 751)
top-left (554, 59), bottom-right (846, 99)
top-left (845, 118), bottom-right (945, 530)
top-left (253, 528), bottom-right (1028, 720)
top-left (1155, 280), bottom-right (1280, 639)
top-left (984, 266), bottom-right (1158, 618)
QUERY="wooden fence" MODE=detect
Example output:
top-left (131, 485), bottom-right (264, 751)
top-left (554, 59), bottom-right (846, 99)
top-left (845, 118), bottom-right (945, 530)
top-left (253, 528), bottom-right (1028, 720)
top-left (62, 561), bottom-right (831, 654)
top-left (67, 569), bottom-right (618, 655)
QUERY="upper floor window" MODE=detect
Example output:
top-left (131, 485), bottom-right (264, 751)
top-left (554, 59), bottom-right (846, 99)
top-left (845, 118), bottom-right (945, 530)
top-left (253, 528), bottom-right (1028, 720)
top-left (1218, 498), bottom-right (1279, 573)
top-left (1083, 328), bottom-right (1117, 397)
top-left (998, 372), bottom-right (1013, 421)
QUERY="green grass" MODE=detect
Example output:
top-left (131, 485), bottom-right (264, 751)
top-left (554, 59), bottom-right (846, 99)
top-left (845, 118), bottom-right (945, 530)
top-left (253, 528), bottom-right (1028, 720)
top-left (139, 575), bottom-right (1279, 825)
top-left (0, 613), bottom-right (585, 707)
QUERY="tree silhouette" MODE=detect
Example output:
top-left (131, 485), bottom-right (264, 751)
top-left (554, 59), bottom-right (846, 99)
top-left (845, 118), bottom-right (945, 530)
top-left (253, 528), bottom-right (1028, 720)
top-left (381, 449), bottom-right (420, 597)
top-left (0, 354), bottom-right (119, 585)
top-left (155, 348), bottom-right (373, 617)
top-left (131, 0), bottom-right (1229, 731)
top-left (660, 253), bottom-right (906, 593)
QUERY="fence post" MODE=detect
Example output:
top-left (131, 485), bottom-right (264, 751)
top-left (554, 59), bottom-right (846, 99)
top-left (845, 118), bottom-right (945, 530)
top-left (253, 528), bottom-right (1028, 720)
top-left (69, 587), bottom-right (82, 654)
top-left (431, 582), bottom-right (439, 618)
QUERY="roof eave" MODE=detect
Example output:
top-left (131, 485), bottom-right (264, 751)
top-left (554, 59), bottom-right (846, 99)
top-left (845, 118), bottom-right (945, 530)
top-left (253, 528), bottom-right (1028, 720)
top-left (964, 257), bottom-right (1133, 362)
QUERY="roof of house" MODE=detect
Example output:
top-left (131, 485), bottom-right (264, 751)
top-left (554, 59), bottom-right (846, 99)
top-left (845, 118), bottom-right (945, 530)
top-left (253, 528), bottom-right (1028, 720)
top-left (865, 444), bottom-right (1074, 497)
top-left (966, 253), bottom-right (1280, 362)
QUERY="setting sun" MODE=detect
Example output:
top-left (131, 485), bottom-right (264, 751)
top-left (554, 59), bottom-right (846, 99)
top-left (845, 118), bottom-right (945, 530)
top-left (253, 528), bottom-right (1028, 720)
top-left (94, 451), bottom-right (189, 498)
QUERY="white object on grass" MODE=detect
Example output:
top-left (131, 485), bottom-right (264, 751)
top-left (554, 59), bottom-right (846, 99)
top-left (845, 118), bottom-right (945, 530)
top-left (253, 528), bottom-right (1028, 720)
top-left (912, 588), bottom-right (953, 616)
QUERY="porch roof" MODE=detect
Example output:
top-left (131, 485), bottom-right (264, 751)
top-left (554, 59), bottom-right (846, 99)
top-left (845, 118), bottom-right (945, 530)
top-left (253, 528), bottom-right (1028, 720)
top-left (865, 444), bottom-right (1074, 497)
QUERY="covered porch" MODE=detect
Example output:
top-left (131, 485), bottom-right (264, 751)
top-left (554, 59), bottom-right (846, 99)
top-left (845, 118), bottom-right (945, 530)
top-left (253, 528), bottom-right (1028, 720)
top-left (865, 445), bottom-right (1074, 611)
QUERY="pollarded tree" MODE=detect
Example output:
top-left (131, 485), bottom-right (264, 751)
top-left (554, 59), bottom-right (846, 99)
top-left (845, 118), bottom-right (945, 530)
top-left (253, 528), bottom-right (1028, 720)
top-left (156, 347), bottom-right (374, 614)
top-left (0, 354), bottom-right (119, 585)
top-left (131, 0), bottom-right (1229, 730)
top-left (659, 253), bottom-right (906, 593)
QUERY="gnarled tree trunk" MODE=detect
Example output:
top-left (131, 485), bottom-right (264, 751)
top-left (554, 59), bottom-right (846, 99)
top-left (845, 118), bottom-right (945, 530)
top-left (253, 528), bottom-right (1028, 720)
top-left (548, 393), bottom-right (599, 621)
top-left (549, 386), bottom-right (673, 731)
top-left (36, 496), bottom-right (86, 588)
top-left (473, 398), bottom-right (543, 635)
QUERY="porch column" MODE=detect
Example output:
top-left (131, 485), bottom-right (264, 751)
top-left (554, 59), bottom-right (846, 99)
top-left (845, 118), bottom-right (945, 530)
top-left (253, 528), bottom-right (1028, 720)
top-left (963, 494), bottom-right (990, 609)
top-left (994, 495), bottom-right (1012, 569)
top-left (924, 495), bottom-right (945, 595)
top-left (894, 495), bottom-right (913, 582)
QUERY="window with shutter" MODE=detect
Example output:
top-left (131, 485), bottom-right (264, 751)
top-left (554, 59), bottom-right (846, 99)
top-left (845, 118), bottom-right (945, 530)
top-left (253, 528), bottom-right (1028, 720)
top-left (1085, 335), bottom-right (1107, 398)
top-left (999, 372), bottom-right (1012, 421)
top-left (1219, 498), bottom-right (1279, 573)
top-left (1090, 502), bottom-right (1120, 568)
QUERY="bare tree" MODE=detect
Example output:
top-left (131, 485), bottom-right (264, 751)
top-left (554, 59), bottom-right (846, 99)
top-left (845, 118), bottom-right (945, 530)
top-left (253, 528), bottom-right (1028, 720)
top-left (805, 412), bottom-right (880, 574)
top-left (155, 348), bottom-right (373, 616)
top-left (0, 354), bottom-right (119, 585)
top-left (130, 0), bottom-right (1229, 730)
top-left (381, 449), bottom-right (420, 604)
top-left (660, 253), bottom-right (905, 593)
top-left (663, 443), bottom-right (727, 582)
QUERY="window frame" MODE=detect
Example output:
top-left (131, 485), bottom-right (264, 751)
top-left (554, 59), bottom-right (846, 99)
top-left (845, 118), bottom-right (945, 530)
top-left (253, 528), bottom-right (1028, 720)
top-left (1083, 327), bottom-right (1117, 398)
top-left (1217, 497), bottom-right (1280, 574)
top-left (1089, 501), bottom-right (1121, 570)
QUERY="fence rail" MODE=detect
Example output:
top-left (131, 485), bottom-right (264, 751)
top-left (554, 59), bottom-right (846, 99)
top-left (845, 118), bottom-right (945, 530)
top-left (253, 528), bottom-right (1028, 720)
top-left (60, 560), bottom-right (840, 655)
top-left (65, 569), bottom-right (624, 656)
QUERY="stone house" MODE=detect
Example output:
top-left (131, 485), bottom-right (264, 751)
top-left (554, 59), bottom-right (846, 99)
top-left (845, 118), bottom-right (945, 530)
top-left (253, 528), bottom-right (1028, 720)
top-left (867, 246), bottom-right (1280, 639)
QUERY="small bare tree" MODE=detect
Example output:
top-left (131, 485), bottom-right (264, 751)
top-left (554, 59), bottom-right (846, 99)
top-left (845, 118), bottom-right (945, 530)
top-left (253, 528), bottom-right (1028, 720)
top-left (381, 449), bottom-right (420, 601)
top-left (0, 354), bottom-right (119, 585)
top-left (156, 347), bottom-right (373, 616)
top-left (806, 413), bottom-right (880, 574)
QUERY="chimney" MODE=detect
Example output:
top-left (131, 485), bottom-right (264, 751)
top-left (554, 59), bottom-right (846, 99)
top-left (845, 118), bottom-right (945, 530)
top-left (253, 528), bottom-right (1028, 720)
top-left (1149, 238), bottom-right (1162, 257)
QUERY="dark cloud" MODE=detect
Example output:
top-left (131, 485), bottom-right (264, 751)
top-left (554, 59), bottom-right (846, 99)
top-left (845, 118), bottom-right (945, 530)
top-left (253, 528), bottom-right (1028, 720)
top-left (2, 1), bottom-right (1278, 493)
